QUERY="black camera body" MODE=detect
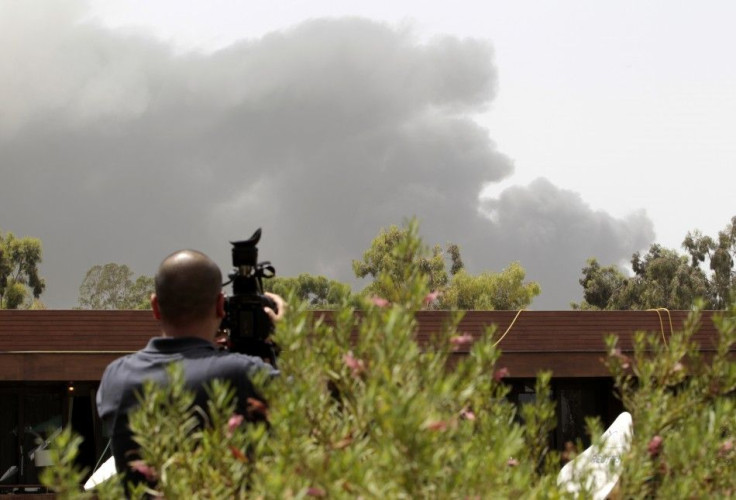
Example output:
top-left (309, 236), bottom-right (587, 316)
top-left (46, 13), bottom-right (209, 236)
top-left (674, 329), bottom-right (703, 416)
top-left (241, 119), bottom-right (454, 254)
top-left (221, 228), bottom-right (278, 362)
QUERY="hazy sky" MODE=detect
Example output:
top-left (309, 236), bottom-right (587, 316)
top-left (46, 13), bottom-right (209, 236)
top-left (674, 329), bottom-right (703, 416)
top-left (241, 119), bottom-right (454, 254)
top-left (2, 1), bottom-right (734, 309)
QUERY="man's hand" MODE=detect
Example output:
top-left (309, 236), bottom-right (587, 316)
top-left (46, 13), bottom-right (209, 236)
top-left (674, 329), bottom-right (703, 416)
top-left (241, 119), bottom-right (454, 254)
top-left (263, 292), bottom-right (286, 322)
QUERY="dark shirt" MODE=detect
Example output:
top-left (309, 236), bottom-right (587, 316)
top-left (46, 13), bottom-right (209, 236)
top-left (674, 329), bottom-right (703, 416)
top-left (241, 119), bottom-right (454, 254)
top-left (96, 336), bottom-right (278, 483)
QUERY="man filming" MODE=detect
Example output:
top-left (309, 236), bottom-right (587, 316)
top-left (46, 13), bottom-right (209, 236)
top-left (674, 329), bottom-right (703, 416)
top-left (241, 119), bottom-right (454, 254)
top-left (96, 249), bottom-right (285, 489)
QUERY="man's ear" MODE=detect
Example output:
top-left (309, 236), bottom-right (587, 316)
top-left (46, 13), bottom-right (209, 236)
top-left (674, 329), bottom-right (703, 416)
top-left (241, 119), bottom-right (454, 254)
top-left (216, 292), bottom-right (226, 319)
top-left (151, 294), bottom-right (162, 320)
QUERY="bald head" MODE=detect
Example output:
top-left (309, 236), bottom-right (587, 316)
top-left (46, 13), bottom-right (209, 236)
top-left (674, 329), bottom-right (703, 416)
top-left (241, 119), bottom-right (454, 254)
top-left (154, 250), bottom-right (223, 327)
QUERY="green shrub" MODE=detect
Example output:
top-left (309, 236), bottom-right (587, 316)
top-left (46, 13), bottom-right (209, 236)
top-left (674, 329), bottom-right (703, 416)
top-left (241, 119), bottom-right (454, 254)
top-left (42, 227), bottom-right (736, 498)
top-left (606, 301), bottom-right (736, 497)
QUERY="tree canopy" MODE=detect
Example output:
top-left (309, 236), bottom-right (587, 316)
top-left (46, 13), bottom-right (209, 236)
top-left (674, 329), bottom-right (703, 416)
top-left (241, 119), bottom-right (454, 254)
top-left (0, 229), bottom-right (45, 309)
top-left (441, 263), bottom-right (541, 310)
top-left (683, 215), bottom-right (736, 308)
top-left (77, 263), bottom-right (154, 310)
top-left (264, 274), bottom-right (352, 309)
top-left (353, 220), bottom-right (540, 310)
top-left (575, 216), bottom-right (735, 310)
top-left (353, 222), bottom-right (450, 304)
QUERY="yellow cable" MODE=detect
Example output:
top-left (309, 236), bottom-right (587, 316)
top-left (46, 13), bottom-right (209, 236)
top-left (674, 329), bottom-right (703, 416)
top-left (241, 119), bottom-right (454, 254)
top-left (492, 309), bottom-right (524, 348)
top-left (649, 308), bottom-right (665, 345)
top-left (662, 307), bottom-right (674, 338)
top-left (646, 308), bottom-right (673, 347)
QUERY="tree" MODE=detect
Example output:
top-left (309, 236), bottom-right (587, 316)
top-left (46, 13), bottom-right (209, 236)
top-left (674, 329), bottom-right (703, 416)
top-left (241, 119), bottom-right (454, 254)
top-left (574, 245), bottom-right (710, 310)
top-left (626, 245), bottom-right (710, 309)
top-left (0, 229), bottom-right (45, 309)
top-left (576, 217), bottom-right (736, 310)
top-left (353, 222), bottom-right (450, 302)
top-left (446, 243), bottom-right (464, 275)
top-left (441, 263), bottom-right (541, 310)
top-left (354, 220), bottom-right (540, 309)
top-left (264, 274), bottom-right (352, 309)
top-left (683, 216), bottom-right (736, 308)
top-left (574, 258), bottom-right (627, 310)
top-left (77, 263), bottom-right (154, 310)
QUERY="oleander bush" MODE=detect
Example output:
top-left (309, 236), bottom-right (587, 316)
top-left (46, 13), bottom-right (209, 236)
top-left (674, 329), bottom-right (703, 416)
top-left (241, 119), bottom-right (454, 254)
top-left (42, 225), bottom-right (736, 498)
top-left (605, 300), bottom-right (736, 497)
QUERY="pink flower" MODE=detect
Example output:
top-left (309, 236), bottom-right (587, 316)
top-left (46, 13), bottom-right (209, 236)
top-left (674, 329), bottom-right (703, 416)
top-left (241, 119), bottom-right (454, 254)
top-left (343, 351), bottom-right (365, 376)
top-left (506, 458), bottom-right (519, 467)
top-left (611, 348), bottom-right (631, 370)
top-left (449, 333), bottom-right (474, 350)
top-left (307, 486), bottom-right (326, 497)
top-left (424, 290), bottom-right (441, 305)
top-left (493, 367), bottom-right (510, 382)
top-left (129, 460), bottom-right (157, 481)
top-left (371, 296), bottom-right (390, 308)
top-left (648, 435), bottom-right (663, 457)
top-left (460, 408), bottom-right (476, 421)
top-left (719, 439), bottom-right (734, 457)
top-left (227, 413), bottom-right (244, 437)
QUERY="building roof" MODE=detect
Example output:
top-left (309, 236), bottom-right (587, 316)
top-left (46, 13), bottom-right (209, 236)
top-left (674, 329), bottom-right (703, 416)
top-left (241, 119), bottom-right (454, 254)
top-left (0, 309), bottom-right (726, 381)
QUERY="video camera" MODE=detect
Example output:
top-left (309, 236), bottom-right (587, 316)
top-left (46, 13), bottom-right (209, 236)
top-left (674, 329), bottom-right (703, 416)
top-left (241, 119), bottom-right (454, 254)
top-left (220, 228), bottom-right (279, 363)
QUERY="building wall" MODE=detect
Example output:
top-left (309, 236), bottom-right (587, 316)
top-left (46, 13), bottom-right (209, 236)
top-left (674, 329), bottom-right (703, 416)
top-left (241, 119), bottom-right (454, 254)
top-left (0, 309), bottom-right (726, 489)
top-left (0, 309), bottom-right (721, 380)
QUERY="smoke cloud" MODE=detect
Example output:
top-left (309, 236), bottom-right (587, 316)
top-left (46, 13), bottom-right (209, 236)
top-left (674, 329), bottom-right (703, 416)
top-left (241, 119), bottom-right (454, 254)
top-left (0, 3), bottom-right (653, 309)
top-left (479, 179), bottom-right (654, 307)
